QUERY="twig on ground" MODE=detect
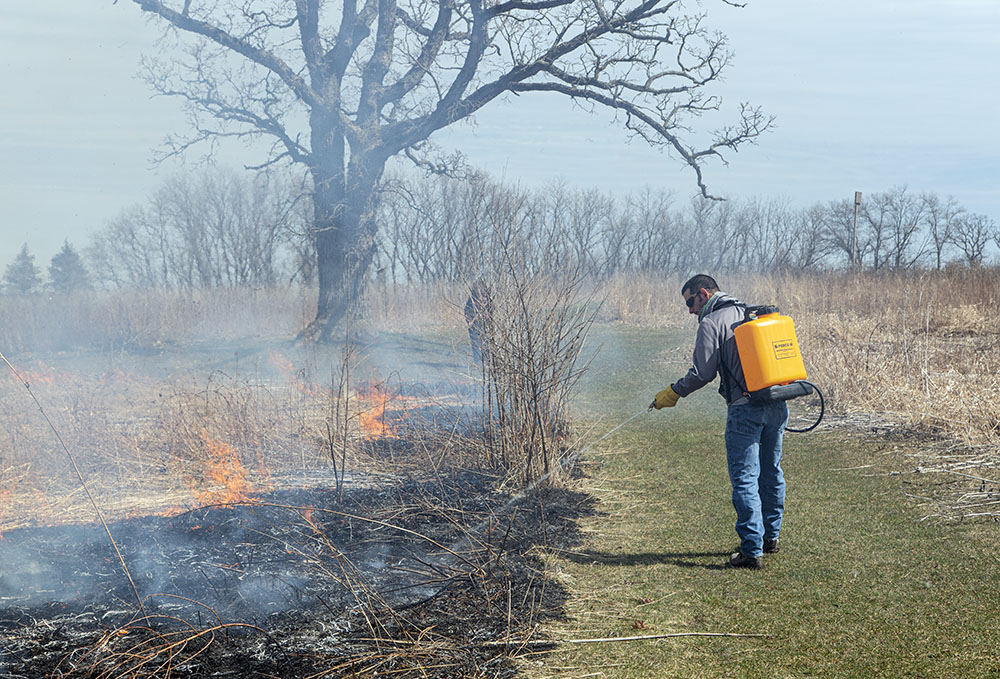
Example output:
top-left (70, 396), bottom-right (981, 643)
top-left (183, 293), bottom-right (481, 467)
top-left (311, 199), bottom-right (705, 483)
top-left (360, 631), bottom-right (769, 649)
top-left (484, 631), bottom-right (771, 647)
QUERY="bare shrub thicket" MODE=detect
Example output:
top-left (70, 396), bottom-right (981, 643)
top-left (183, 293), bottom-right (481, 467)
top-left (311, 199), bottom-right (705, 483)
top-left (423, 186), bottom-right (600, 487)
top-left (475, 268), bottom-right (597, 489)
top-left (483, 272), bottom-right (594, 486)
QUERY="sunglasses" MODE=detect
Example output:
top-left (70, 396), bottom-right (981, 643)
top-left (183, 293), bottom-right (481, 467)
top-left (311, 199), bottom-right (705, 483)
top-left (685, 293), bottom-right (698, 308)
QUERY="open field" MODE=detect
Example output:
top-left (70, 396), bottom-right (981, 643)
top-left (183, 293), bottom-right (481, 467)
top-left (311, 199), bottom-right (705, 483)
top-left (1, 269), bottom-right (996, 544)
top-left (0, 269), bottom-right (997, 676)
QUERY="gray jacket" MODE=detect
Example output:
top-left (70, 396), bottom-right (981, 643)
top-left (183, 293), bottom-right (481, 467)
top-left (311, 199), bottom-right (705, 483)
top-left (671, 292), bottom-right (749, 406)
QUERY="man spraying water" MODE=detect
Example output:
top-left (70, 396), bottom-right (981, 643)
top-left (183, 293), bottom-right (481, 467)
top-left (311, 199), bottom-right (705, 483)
top-left (652, 274), bottom-right (787, 570)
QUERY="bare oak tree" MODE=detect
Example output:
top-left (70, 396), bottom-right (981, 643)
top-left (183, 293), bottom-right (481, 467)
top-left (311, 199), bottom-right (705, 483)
top-left (952, 213), bottom-right (996, 267)
top-left (129, 0), bottom-right (770, 340)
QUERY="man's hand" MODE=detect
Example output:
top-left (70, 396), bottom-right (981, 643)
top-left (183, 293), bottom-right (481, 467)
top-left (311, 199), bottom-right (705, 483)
top-left (653, 385), bottom-right (680, 409)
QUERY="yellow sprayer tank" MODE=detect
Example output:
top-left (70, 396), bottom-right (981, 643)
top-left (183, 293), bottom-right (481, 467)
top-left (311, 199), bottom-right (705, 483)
top-left (733, 307), bottom-right (807, 392)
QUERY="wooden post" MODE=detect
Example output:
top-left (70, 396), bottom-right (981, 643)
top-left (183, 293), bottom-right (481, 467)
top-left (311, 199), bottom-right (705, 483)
top-left (852, 191), bottom-right (862, 271)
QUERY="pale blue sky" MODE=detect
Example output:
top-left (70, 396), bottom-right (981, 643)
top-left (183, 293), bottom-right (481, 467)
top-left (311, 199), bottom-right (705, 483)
top-left (2, 1), bottom-right (998, 268)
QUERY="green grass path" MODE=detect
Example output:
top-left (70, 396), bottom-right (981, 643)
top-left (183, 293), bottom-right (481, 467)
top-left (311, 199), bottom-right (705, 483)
top-left (534, 326), bottom-right (1000, 679)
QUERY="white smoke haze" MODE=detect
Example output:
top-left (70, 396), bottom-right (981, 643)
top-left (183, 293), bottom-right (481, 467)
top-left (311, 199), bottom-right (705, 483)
top-left (0, 275), bottom-right (558, 634)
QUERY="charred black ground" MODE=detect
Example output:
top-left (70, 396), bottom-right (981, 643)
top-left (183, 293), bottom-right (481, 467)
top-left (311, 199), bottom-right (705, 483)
top-left (0, 466), bottom-right (596, 678)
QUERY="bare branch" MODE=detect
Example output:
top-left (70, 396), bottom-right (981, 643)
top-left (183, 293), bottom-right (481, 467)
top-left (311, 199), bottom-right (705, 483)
top-left (488, 0), bottom-right (577, 16)
top-left (378, 0), bottom-right (454, 108)
top-left (132, 0), bottom-right (321, 109)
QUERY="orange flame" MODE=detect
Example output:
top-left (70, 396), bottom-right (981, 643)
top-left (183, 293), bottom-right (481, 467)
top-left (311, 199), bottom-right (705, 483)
top-left (5, 362), bottom-right (60, 387)
top-left (357, 381), bottom-right (396, 439)
top-left (192, 431), bottom-right (257, 506)
top-left (268, 352), bottom-right (328, 399)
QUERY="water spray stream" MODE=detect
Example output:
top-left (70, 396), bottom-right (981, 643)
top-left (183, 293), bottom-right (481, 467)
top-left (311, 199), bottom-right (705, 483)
top-left (0, 349), bottom-right (147, 618)
top-left (569, 408), bottom-right (649, 460)
top-left (431, 407), bottom-right (650, 591)
top-left (487, 407), bottom-right (648, 515)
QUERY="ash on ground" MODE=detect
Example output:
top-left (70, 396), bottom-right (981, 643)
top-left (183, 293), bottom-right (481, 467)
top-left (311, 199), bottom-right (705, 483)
top-left (0, 470), bottom-right (595, 678)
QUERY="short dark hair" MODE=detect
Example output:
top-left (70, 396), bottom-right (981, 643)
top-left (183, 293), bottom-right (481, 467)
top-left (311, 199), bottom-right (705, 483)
top-left (681, 274), bottom-right (719, 296)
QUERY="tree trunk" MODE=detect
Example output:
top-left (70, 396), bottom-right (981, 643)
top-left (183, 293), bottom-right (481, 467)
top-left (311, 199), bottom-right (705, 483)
top-left (298, 156), bottom-right (383, 343)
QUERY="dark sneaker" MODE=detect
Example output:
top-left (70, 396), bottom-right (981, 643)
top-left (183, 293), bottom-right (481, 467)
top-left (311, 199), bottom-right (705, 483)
top-left (763, 538), bottom-right (780, 554)
top-left (729, 552), bottom-right (763, 570)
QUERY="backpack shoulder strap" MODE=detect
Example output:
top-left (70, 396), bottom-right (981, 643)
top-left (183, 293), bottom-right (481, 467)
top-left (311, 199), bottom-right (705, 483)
top-left (709, 298), bottom-right (749, 403)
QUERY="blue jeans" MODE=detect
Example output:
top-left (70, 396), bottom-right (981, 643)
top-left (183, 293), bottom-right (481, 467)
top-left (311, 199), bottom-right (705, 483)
top-left (725, 402), bottom-right (788, 558)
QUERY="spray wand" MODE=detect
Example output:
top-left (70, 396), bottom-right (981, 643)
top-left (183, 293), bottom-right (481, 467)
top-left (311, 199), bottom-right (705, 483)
top-left (648, 384), bottom-right (825, 433)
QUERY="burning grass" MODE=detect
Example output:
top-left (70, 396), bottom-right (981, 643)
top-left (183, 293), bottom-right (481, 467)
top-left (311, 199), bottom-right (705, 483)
top-left (0, 323), bottom-right (592, 677)
top-left (0, 362), bottom-right (315, 530)
top-left (0, 339), bottom-right (482, 532)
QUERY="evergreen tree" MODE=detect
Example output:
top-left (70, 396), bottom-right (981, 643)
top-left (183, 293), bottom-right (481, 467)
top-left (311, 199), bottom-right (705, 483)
top-left (3, 244), bottom-right (43, 295)
top-left (48, 241), bottom-right (92, 293)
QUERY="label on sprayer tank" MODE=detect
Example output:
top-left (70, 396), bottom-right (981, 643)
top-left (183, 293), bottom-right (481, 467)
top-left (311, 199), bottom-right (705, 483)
top-left (771, 339), bottom-right (799, 360)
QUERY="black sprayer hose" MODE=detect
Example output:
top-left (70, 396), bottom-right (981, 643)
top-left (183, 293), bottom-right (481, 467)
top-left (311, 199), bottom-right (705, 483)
top-left (786, 380), bottom-right (824, 434)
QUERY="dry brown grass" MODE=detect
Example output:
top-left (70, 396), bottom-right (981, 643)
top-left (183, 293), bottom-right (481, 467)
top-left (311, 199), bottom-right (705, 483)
top-left (362, 280), bottom-right (466, 332)
top-left (600, 269), bottom-right (1000, 518)
top-left (0, 287), bottom-right (316, 353)
top-left (603, 269), bottom-right (1000, 446)
top-left (2, 271), bottom-right (996, 530)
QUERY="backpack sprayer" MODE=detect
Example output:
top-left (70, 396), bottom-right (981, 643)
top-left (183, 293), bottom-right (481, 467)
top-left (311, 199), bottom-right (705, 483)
top-left (646, 302), bottom-right (825, 432)
top-left (733, 304), bottom-right (824, 433)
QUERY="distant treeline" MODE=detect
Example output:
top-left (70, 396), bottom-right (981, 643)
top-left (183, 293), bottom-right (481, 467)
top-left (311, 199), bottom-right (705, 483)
top-left (376, 173), bottom-right (998, 283)
top-left (4, 167), bottom-right (998, 295)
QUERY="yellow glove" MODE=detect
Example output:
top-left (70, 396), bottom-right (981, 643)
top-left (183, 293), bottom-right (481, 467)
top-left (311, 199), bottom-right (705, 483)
top-left (653, 385), bottom-right (681, 409)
